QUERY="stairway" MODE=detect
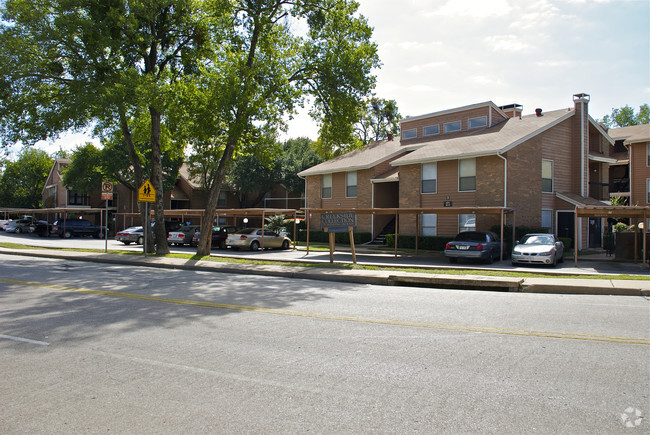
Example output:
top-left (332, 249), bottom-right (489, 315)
top-left (368, 218), bottom-right (395, 245)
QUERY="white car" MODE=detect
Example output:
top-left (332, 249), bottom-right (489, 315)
top-left (511, 233), bottom-right (564, 267)
top-left (226, 228), bottom-right (291, 251)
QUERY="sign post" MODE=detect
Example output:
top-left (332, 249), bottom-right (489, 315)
top-left (321, 212), bottom-right (357, 264)
top-left (101, 181), bottom-right (113, 253)
top-left (138, 180), bottom-right (156, 256)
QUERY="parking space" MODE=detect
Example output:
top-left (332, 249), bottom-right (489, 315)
top-left (0, 230), bottom-right (645, 276)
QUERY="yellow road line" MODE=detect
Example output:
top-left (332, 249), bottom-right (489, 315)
top-left (2, 278), bottom-right (649, 346)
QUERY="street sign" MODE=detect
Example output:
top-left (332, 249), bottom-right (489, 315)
top-left (138, 180), bottom-right (156, 203)
top-left (102, 181), bottom-right (113, 193)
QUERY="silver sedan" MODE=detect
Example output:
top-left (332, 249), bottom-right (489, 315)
top-left (511, 233), bottom-right (564, 267)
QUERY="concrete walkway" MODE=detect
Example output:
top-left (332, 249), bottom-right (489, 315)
top-left (1, 246), bottom-right (649, 296)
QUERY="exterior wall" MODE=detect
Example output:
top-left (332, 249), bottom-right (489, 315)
top-left (507, 136), bottom-right (543, 228)
top-left (630, 142), bottom-right (650, 206)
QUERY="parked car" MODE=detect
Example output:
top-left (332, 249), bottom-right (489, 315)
top-left (115, 226), bottom-right (145, 245)
top-left (0, 218), bottom-right (10, 230)
top-left (190, 225), bottom-right (238, 249)
top-left (4, 219), bottom-right (33, 233)
top-left (511, 233), bottom-right (564, 267)
top-left (444, 231), bottom-right (506, 264)
top-left (167, 225), bottom-right (201, 246)
top-left (51, 219), bottom-right (106, 239)
top-left (226, 228), bottom-right (291, 251)
top-left (30, 220), bottom-right (52, 237)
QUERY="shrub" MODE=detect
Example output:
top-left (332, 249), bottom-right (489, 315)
top-left (385, 234), bottom-right (454, 251)
top-left (490, 225), bottom-right (549, 246)
top-left (294, 229), bottom-right (371, 245)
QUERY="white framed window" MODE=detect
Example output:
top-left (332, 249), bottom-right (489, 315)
top-left (421, 214), bottom-right (437, 236)
top-left (444, 120), bottom-right (461, 133)
top-left (542, 159), bottom-right (553, 193)
top-left (459, 214), bottom-right (476, 232)
top-left (647, 179), bottom-right (650, 204)
top-left (541, 209), bottom-right (553, 230)
top-left (421, 162), bottom-right (437, 194)
top-left (402, 128), bottom-right (417, 139)
top-left (346, 171), bottom-right (357, 198)
top-left (423, 125), bottom-right (439, 136)
top-left (217, 191), bottom-right (227, 207)
top-left (322, 174), bottom-right (332, 199)
top-left (647, 143), bottom-right (650, 166)
top-left (468, 116), bottom-right (487, 129)
top-left (459, 158), bottom-right (476, 192)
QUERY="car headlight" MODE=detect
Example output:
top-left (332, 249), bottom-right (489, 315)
top-left (513, 250), bottom-right (521, 255)
top-left (540, 251), bottom-right (552, 256)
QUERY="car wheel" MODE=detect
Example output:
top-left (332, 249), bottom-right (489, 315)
top-left (122, 241), bottom-right (131, 245)
top-left (485, 250), bottom-right (494, 264)
top-left (137, 236), bottom-right (144, 245)
top-left (281, 240), bottom-right (290, 250)
top-left (64, 231), bottom-right (72, 239)
top-left (250, 240), bottom-right (260, 251)
top-left (15, 227), bottom-right (21, 234)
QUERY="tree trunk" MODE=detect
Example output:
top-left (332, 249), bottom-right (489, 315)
top-left (150, 106), bottom-right (169, 255)
top-left (196, 140), bottom-right (238, 256)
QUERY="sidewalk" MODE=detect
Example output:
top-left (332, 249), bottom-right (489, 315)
top-left (2, 246), bottom-right (649, 296)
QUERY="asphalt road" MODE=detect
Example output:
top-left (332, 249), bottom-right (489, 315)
top-left (1, 254), bottom-right (648, 433)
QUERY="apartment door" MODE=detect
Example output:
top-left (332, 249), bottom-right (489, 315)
top-left (588, 218), bottom-right (602, 248)
top-left (557, 211), bottom-right (574, 249)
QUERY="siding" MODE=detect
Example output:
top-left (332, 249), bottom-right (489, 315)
top-left (630, 142), bottom-right (650, 205)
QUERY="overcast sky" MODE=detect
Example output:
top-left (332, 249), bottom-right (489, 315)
top-left (32, 0), bottom-right (650, 155)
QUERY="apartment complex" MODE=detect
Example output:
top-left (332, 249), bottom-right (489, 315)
top-left (299, 93), bottom-right (620, 250)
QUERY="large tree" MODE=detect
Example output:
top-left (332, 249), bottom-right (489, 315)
top-left (600, 104), bottom-right (650, 128)
top-left (0, 0), bottom-right (209, 253)
top-left (171, 0), bottom-right (379, 255)
top-left (0, 148), bottom-right (53, 208)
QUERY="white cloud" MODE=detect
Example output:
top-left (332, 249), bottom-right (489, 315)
top-left (406, 61), bottom-right (447, 73)
top-left (428, 0), bottom-right (513, 18)
top-left (485, 35), bottom-right (531, 52)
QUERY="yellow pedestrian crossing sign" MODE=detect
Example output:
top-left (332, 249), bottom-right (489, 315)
top-left (138, 180), bottom-right (156, 203)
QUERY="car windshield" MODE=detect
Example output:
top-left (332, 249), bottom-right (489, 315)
top-left (453, 232), bottom-right (487, 242)
top-left (522, 235), bottom-right (552, 245)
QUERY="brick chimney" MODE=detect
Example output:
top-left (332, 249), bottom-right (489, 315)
top-left (573, 93), bottom-right (590, 198)
top-left (498, 104), bottom-right (523, 119)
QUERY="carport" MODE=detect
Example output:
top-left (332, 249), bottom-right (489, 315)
top-left (304, 207), bottom-right (516, 261)
top-left (574, 205), bottom-right (650, 268)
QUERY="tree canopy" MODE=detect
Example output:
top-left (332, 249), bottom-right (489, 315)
top-left (0, 148), bottom-right (53, 208)
top-left (0, 0), bottom-right (379, 255)
top-left (600, 104), bottom-right (650, 128)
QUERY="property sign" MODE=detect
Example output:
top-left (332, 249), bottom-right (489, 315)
top-left (138, 180), bottom-right (156, 203)
top-left (321, 212), bottom-right (356, 232)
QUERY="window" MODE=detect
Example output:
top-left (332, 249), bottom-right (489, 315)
top-left (322, 174), bottom-right (332, 199)
top-left (541, 209), bottom-right (553, 230)
top-left (421, 163), bottom-right (437, 194)
top-left (459, 158), bottom-right (476, 191)
top-left (468, 116), bottom-right (487, 129)
top-left (647, 144), bottom-right (650, 166)
top-left (68, 190), bottom-right (89, 206)
top-left (444, 120), bottom-right (461, 133)
top-left (421, 214), bottom-right (437, 236)
top-left (423, 125), bottom-right (439, 136)
top-left (647, 179), bottom-right (650, 204)
top-left (402, 128), bottom-right (417, 139)
top-left (217, 191), bottom-right (227, 207)
top-left (346, 171), bottom-right (357, 197)
top-left (542, 159), bottom-right (553, 193)
top-left (459, 214), bottom-right (476, 232)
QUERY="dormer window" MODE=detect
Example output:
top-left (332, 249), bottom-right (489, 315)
top-left (423, 125), bottom-right (439, 136)
top-left (468, 116), bottom-right (487, 129)
top-left (402, 128), bottom-right (417, 139)
top-left (444, 121), bottom-right (461, 133)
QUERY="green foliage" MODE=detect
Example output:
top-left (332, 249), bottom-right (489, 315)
top-left (559, 237), bottom-right (573, 250)
top-left (0, 147), bottom-right (52, 208)
top-left (600, 104), bottom-right (650, 128)
top-left (62, 143), bottom-right (104, 194)
top-left (278, 137), bottom-right (323, 194)
top-left (614, 222), bottom-right (634, 232)
top-left (355, 98), bottom-right (401, 146)
top-left (385, 234), bottom-right (453, 251)
top-left (264, 215), bottom-right (288, 233)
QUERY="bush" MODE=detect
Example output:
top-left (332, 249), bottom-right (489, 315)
top-left (490, 225), bottom-right (549, 246)
top-left (559, 237), bottom-right (573, 250)
top-left (384, 234), bottom-right (454, 251)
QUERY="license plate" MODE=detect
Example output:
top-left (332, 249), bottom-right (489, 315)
top-left (457, 245), bottom-right (469, 250)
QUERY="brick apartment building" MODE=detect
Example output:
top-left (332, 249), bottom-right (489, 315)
top-left (299, 93), bottom-right (622, 250)
top-left (608, 124), bottom-right (650, 207)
